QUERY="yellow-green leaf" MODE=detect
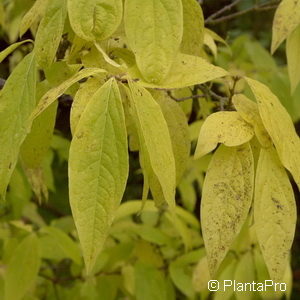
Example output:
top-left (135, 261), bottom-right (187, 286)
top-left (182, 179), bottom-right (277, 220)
top-left (232, 94), bottom-right (272, 148)
top-left (0, 52), bottom-right (36, 201)
top-left (69, 79), bottom-right (128, 273)
top-left (124, 0), bottom-right (183, 83)
top-left (194, 111), bottom-right (254, 159)
top-left (192, 256), bottom-right (210, 292)
top-left (245, 77), bottom-right (300, 190)
top-left (181, 0), bottom-right (204, 56)
top-left (34, 0), bottom-right (67, 68)
top-left (128, 53), bottom-right (228, 89)
top-left (0, 40), bottom-right (33, 63)
top-left (70, 77), bottom-right (101, 135)
top-left (4, 234), bottom-right (40, 300)
top-left (286, 24), bottom-right (300, 93)
top-left (271, 0), bottom-right (300, 53)
top-left (127, 81), bottom-right (176, 210)
top-left (31, 68), bottom-right (106, 120)
top-left (68, 0), bottom-right (123, 41)
top-left (201, 143), bottom-right (254, 276)
top-left (19, 0), bottom-right (48, 37)
top-left (155, 92), bottom-right (190, 184)
top-left (254, 147), bottom-right (296, 282)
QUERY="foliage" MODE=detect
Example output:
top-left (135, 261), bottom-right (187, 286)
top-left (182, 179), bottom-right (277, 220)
top-left (0, 0), bottom-right (299, 299)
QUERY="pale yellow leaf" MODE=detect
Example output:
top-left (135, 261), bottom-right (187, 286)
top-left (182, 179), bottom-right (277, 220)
top-left (194, 111), bottom-right (254, 159)
top-left (201, 143), bottom-right (254, 276)
top-left (192, 256), bottom-right (210, 292)
top-left (69, 79), bottom-right (128, 273)
top-left (124, 0), bottom-right (183, 83)
top-left (245, 77), bottom-right (300, 190)
top-left (271, 0), bottom-right (300, 53)
top-left (127, 81), bottom-right (176, 210)
top-left (128, 53), bottom-right (228, 89)
top-left (181, 0), bottom-right (204, 56)
top-left (0, 52), bottom-right (36, 201)
top-left (34, 0), bottom-right (67, 68)
top-left (232, 94), bottom-right (272, 148)
top-left (254, 147), bottom-right (296, 282)
top-left (0, 40), bottom-right (33, 64)
top-left (70, 77), bottom-right (101, 135)
top-left (19, 0), bottom-right (48, 37)
top-left (31, 68), bottom-right (106, 120)
top-left (155, 92), bottom-right (190, 184)
top-left (68, 0), bottom-right (123, 41)
top-left (286, 24), bottom-right (300, 92)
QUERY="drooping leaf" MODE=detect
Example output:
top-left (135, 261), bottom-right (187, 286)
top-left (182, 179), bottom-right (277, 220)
top-left (194, 111), bottom-right (254, 159)
top-left (154, 92), bottom-right (190, 184)
top-left (0, 39), bottom-right (33, 63)
top-left (124, 0), bottom-right (183, 83)
top-left (31, 68), bottom-right (106, 120)
top-left (19, 0), bottom-right (48, 37)
top-left (245, 77), bottom-right (300, 190)
top-left (69, 78), bottom-right (128, 273)
top-left (271, 0), bottom-right (300, 53)
top-left (128, 53), bottom-right (228, 89)
top-left (127, 81), bottom-right (176, 210)
top-left (232, 94), bottom-right (272, 148)
top-left (70, 77), bottom-right (101, 135)
top-left (4, 234), bottom-right (40, 300)
top-left (181, 0), bottom-right (204, 56)
top-left (254, 147), bottom-right (296, 282)
top-left (34, 0), bottom-right (67, 68)
top-left (0, 52), bottom-right (36, 201)
top-left (286, 24), bottom-right (300, 92)
top-left (68, 0), bottom-right (123, 41)
top-left (201, 143), bottom-right (254, 276)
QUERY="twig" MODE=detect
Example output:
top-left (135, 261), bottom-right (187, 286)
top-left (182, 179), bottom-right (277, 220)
top-left (167, 90), bottom-right (205, 102)
top-left (205, 0), bottom-right (241, 23)
top-left (205, 1), bottom-right (280, 25)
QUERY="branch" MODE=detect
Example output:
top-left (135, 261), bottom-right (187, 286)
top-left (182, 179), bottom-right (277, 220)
top-left (205, 0), bottom-right (242, 23)
top-left (166, 90), bottom-right (205, 102)
top-left (205, 1), bottom-right (280, 25)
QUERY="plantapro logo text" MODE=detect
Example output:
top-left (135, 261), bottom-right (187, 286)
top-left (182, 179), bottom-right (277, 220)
top-left (208, 279), bottom-right (287, 292)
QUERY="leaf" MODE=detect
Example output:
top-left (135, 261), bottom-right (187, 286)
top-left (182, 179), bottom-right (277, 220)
top-left (70, 77), bottom-right (101, 135)
top-left (41, 226), bottom-right (82, 265)
top-left (155, 92), bottom-right (190, 184)
top-left (232, 94), bottom-right (272, 148)
top-left (69, 79), bottom-right (128, 273)
top-left (0, 52), bottom-right (36, 201)
top-left (201, 143), bottom-right (254, 276)
top-left (181, 0), bottom-right (204, 56)
top-left (124, 0), bottom-right (183, 83)
top-left (0, 40), bottom-right (33, 63)
top-left (194, 111), bottom-right (254, 159)
top-left (68, 0), bottom-right (123, 41)
top-left (21, 102), bottom-right (58, 169)
top-left (127, 81), bottom-right (176, 210)
top-left (135, 262), bottom-right (168, 300)
top-left (192, 256), bottom-right (210, 292)
top-left (128, 53), bottom-right (228, 89)
top-left (34, 0), bottom-right (67, 68)
top-left (4, 234), bottom-right (40, 300)
top-left (286, 24), bottom-right (300, 92)
top-left (31, 68), bottom-right (106, 120)
top-left (19, 0), bottom-right (48, 37)
top-left (245, 77), bottom-right (300, 190)
top-left (271, 0), bottom-right (300, 53)
top-left (254, 147), bottom-right (296, 282)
